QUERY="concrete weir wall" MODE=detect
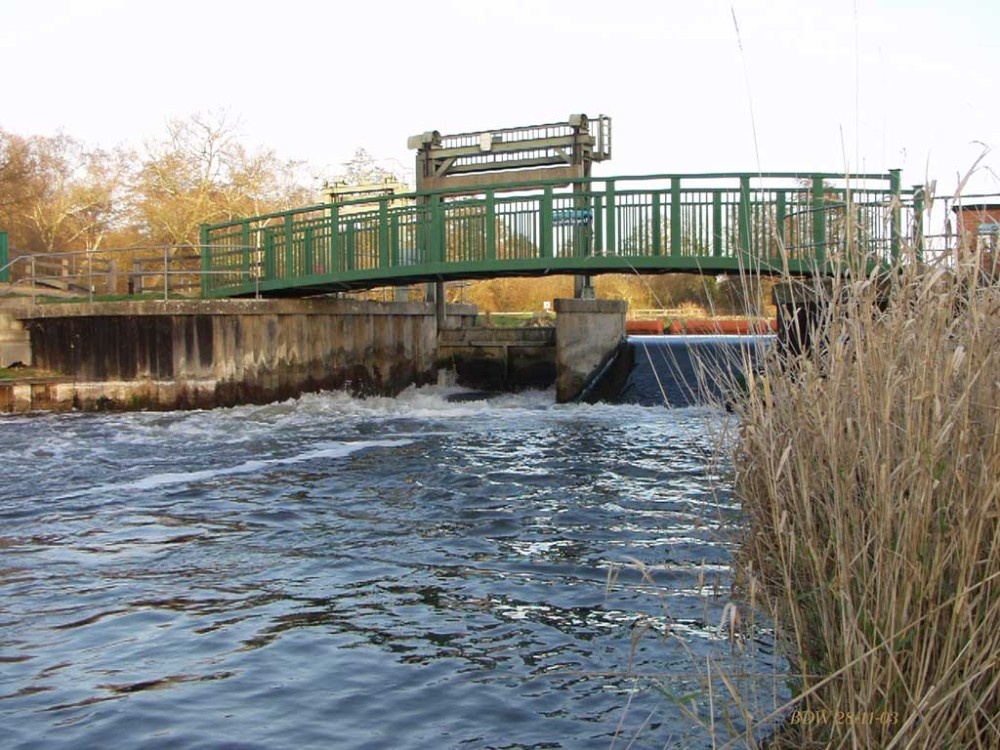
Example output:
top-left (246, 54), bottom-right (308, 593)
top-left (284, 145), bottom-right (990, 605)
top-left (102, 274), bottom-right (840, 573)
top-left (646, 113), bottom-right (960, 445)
top-left (436, 326), bottom-right (556, 391)
top-left (554, 298), bottom-right (627, 403)
top-left (18, 299), bottom-right (475, 411)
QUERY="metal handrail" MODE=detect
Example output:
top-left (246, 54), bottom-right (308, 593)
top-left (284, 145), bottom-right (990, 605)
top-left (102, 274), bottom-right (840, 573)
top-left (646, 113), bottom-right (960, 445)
top-left (5, 175), bottom-right (992, 304)
top-left (0, 245), bottom-right (262, 305)
top-left (202, 171), bottom-right (906, 233)
top-left (199, 171), bottom-right (926, 298)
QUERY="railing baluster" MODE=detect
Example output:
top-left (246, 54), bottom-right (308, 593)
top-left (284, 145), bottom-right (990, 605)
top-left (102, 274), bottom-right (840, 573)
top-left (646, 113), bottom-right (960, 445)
top-left (304, 227), bottom-right (314, 276)
top-left (199, 224), bottom-right (211, 295)
top-left (390, 212), bottom-right (400, 267)
top-left (431, 196), bottom-right (444, 264)
top-left (890, 168), bottom-right (902, 263)
top-left (540, 187), bottom-right (553, 259)
top-left (330, 205), bottom-right (341, 273)
top-left (486, 190), bottom-right (496, 261)
top-left (378, 201), bottom-right (390, 270)
top-left (345, 221), bottom-right (355, 271)
top-left (775, 190), bottom-right (786, 259)
top-left (812, 176), bottom-right (826, 268)
top-left (240, 223), bottom-right (251, 285)
top-left (738, 176), bottom-right (751, 258)
top-left (605, 181), bottom-right (616, 254)
top-left (712, 192), bottom-right (723, 257)
top-left (651, 191), bottom-right (661, 257)
top-left (284, 214), bottom-right (295, 279)
top-left (594, 193), bottom-right (604, 255)
top-left (670, 178), bottom-right (682, 257)
top-left (263, 229), bottom-right (275, 279)
top-left (0, 231), bottom-right (8, 284)
top-left (911, 183), bottom-right (924, 263)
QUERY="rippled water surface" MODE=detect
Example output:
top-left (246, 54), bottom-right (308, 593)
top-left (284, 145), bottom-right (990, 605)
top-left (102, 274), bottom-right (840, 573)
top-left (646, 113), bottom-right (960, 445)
top-left (1, 386), bottom-right (783, 749)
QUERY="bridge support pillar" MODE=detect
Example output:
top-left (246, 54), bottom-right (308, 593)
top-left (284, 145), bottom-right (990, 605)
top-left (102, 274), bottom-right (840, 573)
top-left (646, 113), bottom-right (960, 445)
top-left (554, 298), bottom-right (626, 402)
top-left (434, 281), bottom-right (448, 331)
top-left (574, 274), bottom-right (596, 299)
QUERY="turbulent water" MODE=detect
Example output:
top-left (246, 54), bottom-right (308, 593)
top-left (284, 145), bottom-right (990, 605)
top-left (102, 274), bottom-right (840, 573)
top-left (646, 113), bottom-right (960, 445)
top-left (1, 344), bottom-right (786, 749)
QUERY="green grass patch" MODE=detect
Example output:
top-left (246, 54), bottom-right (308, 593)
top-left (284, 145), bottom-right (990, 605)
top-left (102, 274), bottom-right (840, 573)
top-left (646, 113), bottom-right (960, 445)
top-left (0, 366), bottom-right (59, 380)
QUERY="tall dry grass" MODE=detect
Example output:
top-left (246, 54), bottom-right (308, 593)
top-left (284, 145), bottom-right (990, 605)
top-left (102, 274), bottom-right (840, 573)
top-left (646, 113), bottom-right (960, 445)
top-left (730, 248), bottom-right (1000, 747)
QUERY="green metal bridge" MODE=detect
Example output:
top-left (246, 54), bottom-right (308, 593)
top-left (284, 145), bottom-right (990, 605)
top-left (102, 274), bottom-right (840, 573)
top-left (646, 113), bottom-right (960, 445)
top-left (199, 170), bottom-right (921, 299)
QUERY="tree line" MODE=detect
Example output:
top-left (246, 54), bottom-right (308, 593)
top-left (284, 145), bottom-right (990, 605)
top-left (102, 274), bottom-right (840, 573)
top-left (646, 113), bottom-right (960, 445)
top-left (460, 272), bottom-right (771, 317)
top-left (0, 112), bottom-right (315, 256)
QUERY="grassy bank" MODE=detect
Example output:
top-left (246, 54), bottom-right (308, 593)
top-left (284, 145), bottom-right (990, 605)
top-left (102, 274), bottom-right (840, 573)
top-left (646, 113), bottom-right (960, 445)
top-left (0, 366), bottom-right (59, 380)
top-left (729, 256), bottom-right (1000, 747)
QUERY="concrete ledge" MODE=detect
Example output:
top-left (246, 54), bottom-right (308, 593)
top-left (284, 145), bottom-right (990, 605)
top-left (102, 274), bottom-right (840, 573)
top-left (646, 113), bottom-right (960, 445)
top-left (554, 298), bottom-right (628, 315)
top-left (19, 299), bottom-right (478, 319)
top-left (0, 378), bottom-right (73, 412)
top-left (438, 327), bottom-right (555, 346)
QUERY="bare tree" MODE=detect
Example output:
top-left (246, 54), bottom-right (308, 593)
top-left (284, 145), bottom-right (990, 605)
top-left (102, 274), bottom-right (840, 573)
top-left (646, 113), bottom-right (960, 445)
top-left (336, 148), bottom-right (399, 186)
top-left (24, 134), bottom-right (131, 252)
top-left (132, 111), bottom-right (310, 247)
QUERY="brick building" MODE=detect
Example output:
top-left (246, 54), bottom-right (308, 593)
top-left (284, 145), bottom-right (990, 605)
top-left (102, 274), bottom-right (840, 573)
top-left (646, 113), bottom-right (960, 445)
top-left (952, 201), bottom-right (1000, 251)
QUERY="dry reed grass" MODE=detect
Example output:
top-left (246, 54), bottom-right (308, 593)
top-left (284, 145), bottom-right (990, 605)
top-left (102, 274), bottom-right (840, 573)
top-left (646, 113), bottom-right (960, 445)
top-left (729, 247), bottom-right (1000, 747)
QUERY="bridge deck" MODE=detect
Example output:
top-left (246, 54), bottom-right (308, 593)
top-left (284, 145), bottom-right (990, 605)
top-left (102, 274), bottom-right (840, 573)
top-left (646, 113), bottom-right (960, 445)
top-left (200, 171), bottom-right (916, 298)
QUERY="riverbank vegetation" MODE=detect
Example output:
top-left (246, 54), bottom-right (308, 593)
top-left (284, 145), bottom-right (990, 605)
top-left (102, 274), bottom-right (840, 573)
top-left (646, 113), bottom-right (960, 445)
top-left (729, 248), bottom-right (999, 747)
top-left (457, 273), bottom-right (775, 317)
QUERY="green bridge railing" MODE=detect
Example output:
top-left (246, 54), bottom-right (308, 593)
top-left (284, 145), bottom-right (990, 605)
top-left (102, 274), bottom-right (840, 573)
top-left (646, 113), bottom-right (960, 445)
top-left (200, 171), bottom-right (918, 298)
top-left (0, 231), bottom-right (9, 283)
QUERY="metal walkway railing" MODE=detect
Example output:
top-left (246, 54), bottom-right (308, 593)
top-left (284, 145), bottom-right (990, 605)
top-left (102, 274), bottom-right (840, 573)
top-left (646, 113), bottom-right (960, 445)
top-left (199, 171), bottom-right (921, 298)
top-left (0, 246), bottom-right (221, 304)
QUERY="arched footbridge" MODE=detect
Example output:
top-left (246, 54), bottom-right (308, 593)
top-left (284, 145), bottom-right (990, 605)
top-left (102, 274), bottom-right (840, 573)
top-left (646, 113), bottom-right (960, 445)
top-left (199, 171), bottom-right (922, 298)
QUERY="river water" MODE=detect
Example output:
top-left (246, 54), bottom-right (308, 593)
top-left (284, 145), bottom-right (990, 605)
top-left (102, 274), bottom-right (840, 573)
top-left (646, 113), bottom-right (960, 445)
top-left (1, 338), bottom-right (785, 749)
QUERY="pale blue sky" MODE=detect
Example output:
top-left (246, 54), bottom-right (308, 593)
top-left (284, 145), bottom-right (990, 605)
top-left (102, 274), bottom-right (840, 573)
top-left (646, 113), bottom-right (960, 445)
top-left (1, 0), bottom-right (997, 194)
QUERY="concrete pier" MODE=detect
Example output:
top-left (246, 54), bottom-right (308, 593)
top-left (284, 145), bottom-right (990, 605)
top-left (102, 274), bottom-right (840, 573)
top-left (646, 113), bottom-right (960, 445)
top-left (554, 298), bottom-right (627, 402)
top-left (436, 299), bottom-right (628, 399)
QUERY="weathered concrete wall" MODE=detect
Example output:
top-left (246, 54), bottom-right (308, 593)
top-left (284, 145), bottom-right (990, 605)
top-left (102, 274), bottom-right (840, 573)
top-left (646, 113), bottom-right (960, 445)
top-left (17, 299), bottom-right (476, 410)
top-left (0, 312), bottom-right (31, 366)
top-left (437, 326), bottom-right (556, 391)
top-left (554, 298), bottom-right (627, 403)
top-left (0, 378), bottom-right (71, 412)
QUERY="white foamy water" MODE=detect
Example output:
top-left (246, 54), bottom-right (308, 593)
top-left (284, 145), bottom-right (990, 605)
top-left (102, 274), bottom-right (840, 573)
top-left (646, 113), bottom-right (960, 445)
top-left (118, 439), bottom-right (414, 492)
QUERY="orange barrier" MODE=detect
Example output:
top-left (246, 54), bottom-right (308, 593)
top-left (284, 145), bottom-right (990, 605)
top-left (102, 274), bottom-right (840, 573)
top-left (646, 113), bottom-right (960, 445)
top-left (665, 319), bottom-right (777, 335)
top-left (626, 319), bottom-right (665, 335)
